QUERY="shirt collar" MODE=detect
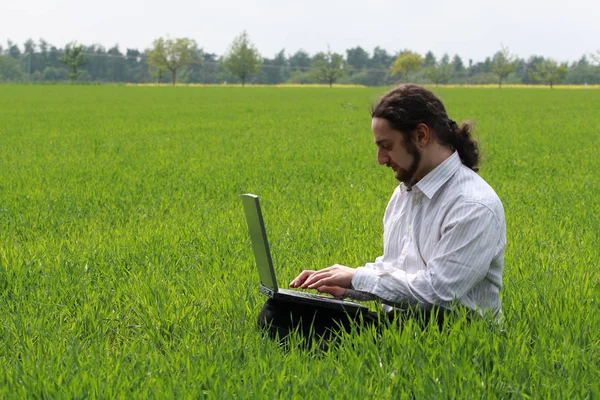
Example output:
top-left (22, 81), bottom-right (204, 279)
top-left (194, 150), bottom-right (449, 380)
top-left (414, 151), bottom-right (462, 199)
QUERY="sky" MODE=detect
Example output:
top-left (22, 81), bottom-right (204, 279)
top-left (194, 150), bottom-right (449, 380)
top-left (2, 0), bottom-right (599, 63)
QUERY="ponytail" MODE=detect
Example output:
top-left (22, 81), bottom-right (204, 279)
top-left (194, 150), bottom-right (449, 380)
top-left (446, 119), bottom-right (480, 172)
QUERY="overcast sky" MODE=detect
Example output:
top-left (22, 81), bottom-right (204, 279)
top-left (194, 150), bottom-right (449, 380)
top-left (3, 0), bottom-right (599, 63)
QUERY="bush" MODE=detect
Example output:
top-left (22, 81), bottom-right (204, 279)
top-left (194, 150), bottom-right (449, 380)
top-left (43, 67), bottom-right (68, 81)
top-left (286, 70), bottom-right (318, 84)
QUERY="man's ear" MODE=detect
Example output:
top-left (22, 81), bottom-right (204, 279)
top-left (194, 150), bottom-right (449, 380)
top-left (414, 123), bottom-right (431, 147)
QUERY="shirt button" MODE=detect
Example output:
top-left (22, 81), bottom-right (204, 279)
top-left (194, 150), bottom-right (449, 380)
top-left (408, 225), bottom-right (412, 231)
top-left (401, 249), bottom-right (407, 255)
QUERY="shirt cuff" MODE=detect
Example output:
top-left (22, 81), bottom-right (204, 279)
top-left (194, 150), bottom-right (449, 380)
top-left (352, 267), bottom-right (380, 293)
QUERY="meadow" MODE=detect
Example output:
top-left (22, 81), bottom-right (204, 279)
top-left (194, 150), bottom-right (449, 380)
top-left (0, 84), bottom-right (598, 398)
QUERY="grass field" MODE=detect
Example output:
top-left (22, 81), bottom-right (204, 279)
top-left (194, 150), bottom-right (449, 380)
top-left (0, 85), bottom-right (599, 398)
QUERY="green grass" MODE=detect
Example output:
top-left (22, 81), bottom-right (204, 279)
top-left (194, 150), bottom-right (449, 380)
top-left (0, 85), bottom-right (599, 398)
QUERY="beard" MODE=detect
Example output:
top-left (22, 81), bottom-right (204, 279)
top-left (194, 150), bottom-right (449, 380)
top-left (393, 140), bottom-right (421, 189)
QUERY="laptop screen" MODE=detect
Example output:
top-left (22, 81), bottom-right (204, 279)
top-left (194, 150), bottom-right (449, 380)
top-left (241, 194), bottom-right (278, 292)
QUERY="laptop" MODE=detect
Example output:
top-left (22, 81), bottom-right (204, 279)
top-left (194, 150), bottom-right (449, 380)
top-left (240, 193), bottom-right (368, 313)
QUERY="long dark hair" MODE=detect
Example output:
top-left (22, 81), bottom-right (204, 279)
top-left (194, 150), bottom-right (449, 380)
top-left (371, 84), bottom-right (480, 172)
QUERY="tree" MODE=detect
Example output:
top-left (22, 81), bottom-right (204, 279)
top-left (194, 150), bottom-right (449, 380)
top-left (6, 40), bottom-right (21, 59)
top-left (59, 43), bottom-right (87, 80)
top-left (125, 48), bottom-right (147, 82)
top-left (424, 62), bottom-right (454, 86)
top-left (491, 45), bottom-right (519, 88)
top-left (366, 47), bottom-right (395, 86)
top-left (346, 46), bottom-right (370, 71)
top-left (147, 37), bottom-right (199, 85)
top-left (311, 47), bottom-right (346, 87)
top-left (107, 45), bottom-right (126, 82)
top-left (38, 39), bottom-right (49, 57)
top-left (289, 49), bottom-right (311, 70)
top-left (452, 54), bottom-right (465, 73)
top-left (0, 54), bottom-right (23, 81)
top-left (423, 51), bottom-right (436, 68)
top-left (440, 53), bottom-right (450, 66)
top-left (82, 45), bottom-right (105, 80)
top-left (182, 50), bottom-right (221, 84)
top-left (529, 59), bottom-right (569, 88)
top-left (390, 50), bottom-right (424, 82)
top-left (148, 64), bottom-right (167, 84)
top-left (23, 38), bottom-right (36, 79)
top-left (521, 55), bottom-right (545, 84)
top-left (591, 50), bottom-right (600, 65)
top-left (370, 46), bottom-right (394, 69)
top-left (222, 31), bottom-right (262, 86)
top-left (261, 49), bottom-right (288, 84)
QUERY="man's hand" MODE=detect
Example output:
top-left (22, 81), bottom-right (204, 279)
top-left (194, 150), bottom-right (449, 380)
top-left (289, 264), bottom-right (356, 291)
top-left (315, 285), bottom-right (347, 299)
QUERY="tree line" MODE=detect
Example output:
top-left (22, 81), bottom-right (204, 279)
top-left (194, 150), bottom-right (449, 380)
top-left (1, 33), bottom-right (599, 87)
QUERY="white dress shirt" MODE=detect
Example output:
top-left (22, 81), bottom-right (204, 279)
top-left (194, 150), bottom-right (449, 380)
top-left (351, 151), bottom-right (506, 317)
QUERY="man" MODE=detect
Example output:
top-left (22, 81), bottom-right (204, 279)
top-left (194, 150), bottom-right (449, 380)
top-left (260, 84), bottom-right (506, 341)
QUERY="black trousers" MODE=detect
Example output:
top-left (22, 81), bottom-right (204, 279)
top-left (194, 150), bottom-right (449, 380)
top-left (258, 298), bottom-right (449, 345)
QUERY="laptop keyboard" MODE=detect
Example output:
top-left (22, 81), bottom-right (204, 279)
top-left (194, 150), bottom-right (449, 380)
top-left (279, 288), bottom-right (339, 301)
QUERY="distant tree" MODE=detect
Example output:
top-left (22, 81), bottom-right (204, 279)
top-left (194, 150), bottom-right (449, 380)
top-left (289, 49), bottom-right (311, 70)
top-left (0, 54), bottom-right (23, 81)
top-left (42, 67), bottom-right (58, 81)
top-left (48, 45), bottom-right (62, 68)
top-left (222, 31), bottom-right (262, 86)
top-left (85, 45), bottom-right (108, 81)
top-left (184, 50), bottom-right (221, 84)
top-left (6, 40), bottom-right (21, 59)
top-left (590, 50), bottom-right (600, 65)
top-left (38, 39), bottom-right (49, 57)
top-left (565, 55), bottom-right (600, 85)
top-left (390, 50), bottom-right (424, 82)
top-left (23, 39), bottom-right (35, 55)
top-left (346, 46), bottom-right (370, 71)
top-left (23, 38), bottom-right (36, 78)
top-left (37, 39), bottom-right (50, 72)
top-left (440, 53), bottom-right (451, 66)
top-left (125, 48), bottom-right (147, 82)
top-left (491, 45), bottom-right (519, 87)
top-left (107, 45), bottom-right (126, 82)
top-left (529, 59), bottom-right (569, 88)
top-left (513, 58), bottom-right (527, 80)
top-left (370, 46), bottom-right (394, 68)
top-left (424, 62), bottom-right (454, 86)
top-left (521, 55), bottom-right (545, 84)
top-left (576, 54), bottom-right (590, 66)
top-left (148, 64), bottom-right (167, 83)
top-left (261, 49), bottom-right (288, 84)
top-left (452, 54), bottom-right (465, 73)
top-left (59, 43), bottom-right (87, 80)
top-left (423, 51), bottom-right (436, 68)
top-left (147, 37), bottom-right (200, 85)
top-left (367, 47), bottom-right (395, 86)
top-left (311, 47), bottom-right (346, 87)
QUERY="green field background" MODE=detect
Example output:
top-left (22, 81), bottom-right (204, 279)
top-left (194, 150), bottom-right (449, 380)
top-left (0, 85), bottom-right (599, 397)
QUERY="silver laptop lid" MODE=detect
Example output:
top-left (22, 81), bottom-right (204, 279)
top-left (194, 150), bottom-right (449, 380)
top-left (240, 194), bottom-right (278, 292)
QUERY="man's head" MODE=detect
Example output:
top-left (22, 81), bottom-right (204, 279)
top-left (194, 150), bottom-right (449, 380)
top-left (371, 84), bottom-right (480, 187)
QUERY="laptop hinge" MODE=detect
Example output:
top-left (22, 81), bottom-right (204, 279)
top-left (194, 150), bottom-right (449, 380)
top-left (259, 285), bottom-right (275, 298)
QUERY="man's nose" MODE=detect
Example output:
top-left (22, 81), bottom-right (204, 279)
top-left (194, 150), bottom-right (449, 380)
top-left (377, 148), bottom-right (388, 165)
